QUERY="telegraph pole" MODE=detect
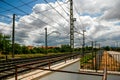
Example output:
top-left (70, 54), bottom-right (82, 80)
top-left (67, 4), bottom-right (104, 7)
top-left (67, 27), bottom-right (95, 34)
top-left (45, 28), bottom-right (48, 54)
top-left (91, 41), bottom-right (94, 69)
top-left (94, 41), bottom-right (97, 72)
top-left (12, 14), bottom-right (15, 58)
top-left (70, 0), bottom-right (76, 52)
top-left (99, 43), bottom-right (100, 50)
top-left (82, 30), bottom-right (86, 56)
top-left (116, 41), bottom-right (119, 51)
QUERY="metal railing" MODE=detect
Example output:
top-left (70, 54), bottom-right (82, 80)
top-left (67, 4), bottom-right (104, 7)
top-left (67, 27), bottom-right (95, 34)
top-left (14, 54), bottom-right (79, 80)
top-left (0, 53), bottom-right (78, 79)
top-left (14, 55), bottom-right (104, 80)
top-left (102, 67), bottom-right (107, 80)
top-left (13, 51), bottom-right (111, 80)
top-left (80, 50), bottom-right (120, 72)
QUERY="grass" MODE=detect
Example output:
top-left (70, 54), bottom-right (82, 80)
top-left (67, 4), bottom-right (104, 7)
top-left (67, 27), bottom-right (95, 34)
top-left (0, 52), bottom-right (69, 60)
top-left (80, 53), bottom-right (95, 69)
top-left (80, 53), bottom-right (95, 64)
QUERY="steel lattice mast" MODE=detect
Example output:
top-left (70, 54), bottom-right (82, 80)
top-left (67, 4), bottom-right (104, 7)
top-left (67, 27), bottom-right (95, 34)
top-left (70, 0), bottom-right (76, 51)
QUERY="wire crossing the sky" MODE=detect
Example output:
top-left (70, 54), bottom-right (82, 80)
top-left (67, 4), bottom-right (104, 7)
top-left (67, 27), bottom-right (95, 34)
top-left (43, 0), bottom-right (69, 23)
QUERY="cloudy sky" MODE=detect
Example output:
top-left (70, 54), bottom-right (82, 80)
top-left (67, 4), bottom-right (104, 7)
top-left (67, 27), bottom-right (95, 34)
top-left (0, 0), bottom-right (120, 47)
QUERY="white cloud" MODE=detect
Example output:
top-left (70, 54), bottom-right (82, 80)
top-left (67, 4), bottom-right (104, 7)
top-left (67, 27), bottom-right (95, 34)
top-left (101, 0), bottom-right (120, 20)
top-left (0, 0), bottom-right (120, 47)
top-left (0, 22), bottom-right (12, 35)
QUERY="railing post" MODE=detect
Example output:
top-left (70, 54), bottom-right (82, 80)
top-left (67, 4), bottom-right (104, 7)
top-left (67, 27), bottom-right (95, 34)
top-left (65, 58), bottom-right (66, 63)
top-left (76, 55), bottom-right (78, 58)
top-left (15, 65), bottom-right (18, 80)
top-left (119, 55), bottom-right (120, 71)
top-left (102, 51), bottom-right (107, 80)
top-left (102, 67), bottom-right (107, 80)
top-left (95, 54), bottom-right (97, 72)
top-left (69, 56), bottom-right (71, 60)
top-left (73, 56), bottom-right (74, 59)
top-left (48, 60), bottom-right (51, 69)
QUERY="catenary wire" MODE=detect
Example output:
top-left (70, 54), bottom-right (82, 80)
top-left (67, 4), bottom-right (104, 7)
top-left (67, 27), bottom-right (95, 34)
top-left (0, 0), bottom-right (38, 13)
top-left (19, 0), bottom-right (70, 34)
top-left (55, 0), bottom-right (69, 16)
top-left (43, 0), bottom-right (69, 22)
top-left (1, 0), bottom-right (65, 31)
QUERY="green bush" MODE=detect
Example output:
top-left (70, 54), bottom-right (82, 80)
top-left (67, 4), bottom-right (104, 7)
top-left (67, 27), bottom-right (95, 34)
top-left (80, 53), bottom-right (95, 64)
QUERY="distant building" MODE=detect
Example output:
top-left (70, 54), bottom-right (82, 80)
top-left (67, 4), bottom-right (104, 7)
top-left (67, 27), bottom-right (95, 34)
top-left (56, 44), bottom-right (62, 48)
top-left (27, 45), bottom-right (59, 50)
top-left (40, 46), bottom-right (58, 49)
top-left (47, 46), bottom-right (57, 49)
top-left (27, 46), bottom-right (34, 50)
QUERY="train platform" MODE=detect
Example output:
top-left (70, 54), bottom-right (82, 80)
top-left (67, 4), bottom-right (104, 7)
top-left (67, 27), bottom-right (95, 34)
top-left (8, 58), bottom-right (80, 80)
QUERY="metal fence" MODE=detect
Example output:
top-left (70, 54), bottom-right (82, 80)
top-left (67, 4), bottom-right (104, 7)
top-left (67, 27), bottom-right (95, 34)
top-left (80, 50), bottom-right (120, 72)
top-left (9, 51), bottom-right (109, 80)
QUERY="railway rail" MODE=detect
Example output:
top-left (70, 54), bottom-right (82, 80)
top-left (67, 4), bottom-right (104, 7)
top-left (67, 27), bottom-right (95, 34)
top-left (0, 53), bottom-right (79, 80)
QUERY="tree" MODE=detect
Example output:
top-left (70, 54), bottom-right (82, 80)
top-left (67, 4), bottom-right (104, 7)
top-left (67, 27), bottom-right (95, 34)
top-left (103, 46), bottom-right (110, 51)
top-left (60, 45), bottom-right (71, 52)
top-left (21, 46), bottom-right (30, 54)
top-left (0, 33), bottom-right (11, 55)
top-left (53, 47), bottom-right (60, 53)
top-left (14, 43), bottom-right (22, 54)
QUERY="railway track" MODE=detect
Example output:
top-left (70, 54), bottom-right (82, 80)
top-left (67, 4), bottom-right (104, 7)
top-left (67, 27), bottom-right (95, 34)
top-left (0, 53), bottom-right (79, 80)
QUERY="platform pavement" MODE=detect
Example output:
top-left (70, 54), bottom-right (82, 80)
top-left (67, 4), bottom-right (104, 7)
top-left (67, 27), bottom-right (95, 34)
top-left (8, 58), bottom-right (80, 80)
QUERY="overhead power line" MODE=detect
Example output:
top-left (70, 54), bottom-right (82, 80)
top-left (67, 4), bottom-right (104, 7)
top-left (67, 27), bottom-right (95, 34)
top-left (56, 0), bottom-right (69, 16)
top-left (43, 0), bottom-right (69, 22)
top-left (0, 14), bottom-right (12, 19)
top-left (0, 0), bottom-right (71, 38)
top-left (0, 14), bottom-right (12, 23)
top-left (1, 0), bottom-right (29, 15)
top-left (37, 1), bottom-right (69, 13)
top-left (0, 0), bottom-right (38, 13)
top-left (19, 0), bottom-right (38, 8)
top-left (19, 0), bottom-right (68, 34)
top-left (1, 0), bottom-right (63, 30)
top-left (0, 6), bottom-right (16, 13)
top-left (73, 4), bottom-right (84, 30)
top-left (20, 0), bottom-right (70, 34)
top-left (0, 0), bottom-right (65, 15)
top-left (73, 1), bottom-right (95, 43)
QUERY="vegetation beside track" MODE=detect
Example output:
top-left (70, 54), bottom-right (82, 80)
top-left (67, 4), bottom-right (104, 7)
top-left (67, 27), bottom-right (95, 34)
top-left (80, 53), bottom-right (96, 69)
top-left (80, 53), bottom-right (95, 64)
top-left (0, 52), bottom-right (72, 60)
